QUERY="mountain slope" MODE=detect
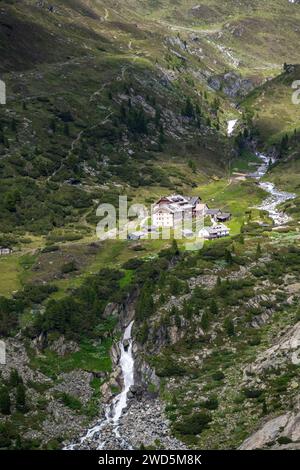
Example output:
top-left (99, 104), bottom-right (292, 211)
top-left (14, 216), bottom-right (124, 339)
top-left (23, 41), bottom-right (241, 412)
top-left (0, 0), bottom-right (300, 452)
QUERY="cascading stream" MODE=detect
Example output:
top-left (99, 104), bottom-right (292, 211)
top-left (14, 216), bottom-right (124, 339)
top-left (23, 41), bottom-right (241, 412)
top-left (64, 321), bottom-right (135, 450)
top-left (252, 153), bottom-right (296, 225)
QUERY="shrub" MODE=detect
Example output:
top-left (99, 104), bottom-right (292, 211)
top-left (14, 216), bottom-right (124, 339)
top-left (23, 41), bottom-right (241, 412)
top-left (248, 336), bottom-right (261, 346)
top-left (243, 388), bottom-right (263, 399)
top-left (203, 397), bottom-right (219, 410)
top-left (61, 260), bottom-right (77, 274)
top-left (122, 258), bottom-right (144, 270)
top-left (0, 423), bottom-right (14, 448)
top-left (41, 245), bottom-right (59, 253)
top-left (212, 371), bottom-right (225, 381)
top-left (15, 284), bottom-right (58, 305)
top-left (277, 436), bottom-right (293, 445)
top-left (60, 392), bottom-right (82, 411)
top-left (174, 411), bottom-right (212, 435)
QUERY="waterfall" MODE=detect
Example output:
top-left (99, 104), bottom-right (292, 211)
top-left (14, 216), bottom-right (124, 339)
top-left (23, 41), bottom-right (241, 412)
top-left (227, 119), bottom-right (238, 136)
top-left (111, 321), bottom-right (135, 424)
top-left (64, 321), bottom-right (135, 450)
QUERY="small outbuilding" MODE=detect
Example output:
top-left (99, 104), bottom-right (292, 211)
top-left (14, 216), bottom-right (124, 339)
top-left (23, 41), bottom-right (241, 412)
top-left (127, 231), bottom-right (146, 241)
top-left (216, 212), bottom-right (232, 222)
top-left (0, 246), bottom-right (12, 256)
top-left (199, 224), bottom-right (230, 240)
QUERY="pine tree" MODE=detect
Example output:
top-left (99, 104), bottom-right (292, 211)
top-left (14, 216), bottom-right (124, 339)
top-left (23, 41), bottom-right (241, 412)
top-left (63, 123), bottom-right (70, 137)
top-left (120, 103), bottom-right (126, 121)
top-left (201, 311), bottom-right (210, 331)
top-left (262, 399), bottom-right (268, 416)
top-left (11, 118), bottom-right (17, 133)
top-left (183, 97), bottom-right (194, 118)
top-left (210, 299), bottom-right (219, 316)
top-left (136, 283), bottom-right (154, 321)
top-left (9, 369), bottom-right (22, 388)
top-left (224, 318), bottom-right (235, 337)
top-left (188, 160), bottom-right (197, 173)
top-left (225, 249), bottom-right (233, 265)
top-left (0, 387), bottom-right (11, 415)
top-left (158, 128), bottom-right (165, 151)
top-left (155, 108), bottom-right (161, 128)
top-left (256, 243), bottom-right (262, 258)
top-left (16, 383), bottom-right (27, 413)
top-left (171, 239), bottom-right (179, 256)
top-left (49, 118), bottom-right (56, 133)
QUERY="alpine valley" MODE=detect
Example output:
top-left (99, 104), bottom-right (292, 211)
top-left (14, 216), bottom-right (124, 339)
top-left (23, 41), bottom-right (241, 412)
top-left (0, 0), bottom-right (300, 451)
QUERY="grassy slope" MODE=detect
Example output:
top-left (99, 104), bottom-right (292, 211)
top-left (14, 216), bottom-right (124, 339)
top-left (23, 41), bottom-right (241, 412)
top-left (0, 1), bottom-right (300, 450)
top-left (116, 0), bottom-right (300, 76)
top-left (0, 0), bottom-right (230, 295)
top-left (143, 233), bottom-right (300, 449)
top-left (242, 65), bottom-right (300, 144)
top-left (1, 1), bottom-right (298, 297)
top-left (240, 63), bottom-right (300, 223)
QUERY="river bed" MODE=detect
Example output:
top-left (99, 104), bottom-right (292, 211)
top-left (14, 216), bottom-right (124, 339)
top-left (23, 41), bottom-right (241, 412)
top-left (252, 153), bottom-right (296, 226)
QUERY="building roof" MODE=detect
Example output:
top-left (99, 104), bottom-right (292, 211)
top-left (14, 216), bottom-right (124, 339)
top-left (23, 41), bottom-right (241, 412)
top-left (196, 203), bottom-right (207, 211)
top-left (188, 196), bottom-right (200, 206)
top-left (206, 208), bottom-right (221, 215)
top-left (128, 231), bottom-right (146, 238)
top-left (200, 224), bottom-right (230, 235)
top-left (156, 194), bottom-right (200, 206)
top-left (217, 212), bottom-right (231, 219)
top-left (153, 206), bottom-right (172, 214)
top-left (153, 203), bottom-right (193, 215)
top-left (209, 224), bottom-right (230, 233)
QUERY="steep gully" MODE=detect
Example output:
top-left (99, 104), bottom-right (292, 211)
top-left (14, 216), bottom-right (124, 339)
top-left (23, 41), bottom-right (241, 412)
top-left (65, 124), bottom-right (296, 450)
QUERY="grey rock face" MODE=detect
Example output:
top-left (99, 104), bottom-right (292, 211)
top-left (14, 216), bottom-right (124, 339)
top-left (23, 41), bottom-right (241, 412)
top-left (240, 411), bottom-right (300, 450)
top-left (208, 72), bottom-right (254, 98)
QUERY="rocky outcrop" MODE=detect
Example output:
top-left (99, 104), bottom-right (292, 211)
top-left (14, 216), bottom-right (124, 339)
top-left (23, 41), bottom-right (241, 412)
top-left (24, 400), bottom-right (88, 443)
top-left (0, 338), bottom-right (51, 385)
top-left (240, 410), bottom-right (300, 450)
top-left (240, 322), bottom-right (300, 449)
top-left (0, 337), bottom-right (101, 446)
top-left (118, 397), bottom-right (187, 450)
top-left (49, 336), bottom-right (79, 356)
top-left (52, 370), bottom-right (93, 404)
top-left (208, 72), bottom-right (254, 98)
top-left (244, 322), bottom-right (300, 377)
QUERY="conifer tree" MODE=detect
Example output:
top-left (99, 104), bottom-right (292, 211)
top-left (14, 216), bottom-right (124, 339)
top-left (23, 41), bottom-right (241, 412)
top-left (0, 387), bottom-right (11, 415)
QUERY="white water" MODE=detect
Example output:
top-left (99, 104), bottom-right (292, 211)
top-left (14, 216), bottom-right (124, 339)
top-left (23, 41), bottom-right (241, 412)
top-left (227, 119), bottom-right (238, 136)
top-left (252, 153), bottom-right (296, 226)
top-left (64, 321), bottom-right (135, 450)
top-left (111, 322), bottom-right (135, 425)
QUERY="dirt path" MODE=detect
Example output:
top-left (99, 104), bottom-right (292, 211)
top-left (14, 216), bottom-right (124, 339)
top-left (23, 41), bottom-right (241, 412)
top-left (157, 20), bottom-right (220, 35)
